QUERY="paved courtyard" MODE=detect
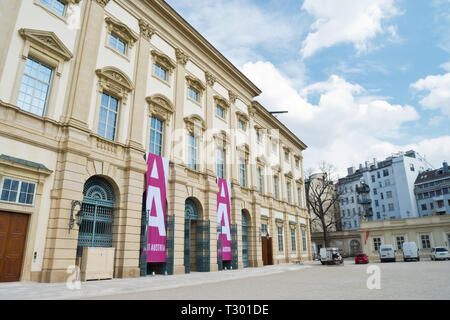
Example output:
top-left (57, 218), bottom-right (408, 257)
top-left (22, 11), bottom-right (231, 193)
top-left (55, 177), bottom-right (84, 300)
top-left (1, 258), bottom-right (449, 300)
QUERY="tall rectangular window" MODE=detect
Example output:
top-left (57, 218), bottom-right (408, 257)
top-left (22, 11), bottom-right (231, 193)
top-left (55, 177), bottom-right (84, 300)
top-left (239, 158), bottom-right (247, 187)
top-left (217, 148), bottom-right (225, 179)
top-left (396, 236), bottom-right (405, 250)
top-left (290, 227), bottom-right (296, 251)
top-left (40, 0), bottom-right (66, 16)
top-left (149, 117), bottom-right (164, 156)
top-left (297, 187), bottom-right (302, 206)
top-left (302, 229), bottom-right (307, 251)
top-left (286, 181), bottom-right (292, 203)
top-left (18, 58), bottom-right (52, 117)
top-left (188, 87), bottom-right (200, 102)
top-left (238, 119), bottom-right (246, 131)
top-left (109, 33), bottom-right (127, 55)
top-left (188, 134), bottom-right (198, 170)
top-left (216, 105), bottom-right (225, 118)
top-left (1, 178), bottom-right (36, 205)
top-left (277, 226), bottom-right (283, 252)
top-left (273, 175), bottom-right (279, 200)
top-left (257, 167), bottom-right (264, 194)
top-left (373, 238), bottom-right (381, 251)
top-left (421, 235), bottom-right (431, 249)
top-left (154, 64), bottom-right (168, 81)
top-left (98, 93), bottom-right (119, 141)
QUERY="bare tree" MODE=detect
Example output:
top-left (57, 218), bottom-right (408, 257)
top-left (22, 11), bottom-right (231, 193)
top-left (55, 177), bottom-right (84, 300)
top-left (305, 161), bottom-right (342, 248)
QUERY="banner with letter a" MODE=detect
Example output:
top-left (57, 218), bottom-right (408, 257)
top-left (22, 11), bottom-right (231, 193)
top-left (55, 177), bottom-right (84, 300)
top-left (217, 178), bottom-right (232, 261)
top-left (145, 152), bottom-right (169, 263)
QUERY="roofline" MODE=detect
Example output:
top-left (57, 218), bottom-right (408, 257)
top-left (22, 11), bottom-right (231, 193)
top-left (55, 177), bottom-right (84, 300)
top-left (150, 0), bottom-right (262, 98)
top-left (252, 101), bottom-right (308, 150)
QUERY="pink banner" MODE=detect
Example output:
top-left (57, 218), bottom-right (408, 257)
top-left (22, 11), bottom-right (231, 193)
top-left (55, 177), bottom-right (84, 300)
top-left (217, 178), bottom-right (232, 261)
top-left (145, 152), bottom-right (169, 263)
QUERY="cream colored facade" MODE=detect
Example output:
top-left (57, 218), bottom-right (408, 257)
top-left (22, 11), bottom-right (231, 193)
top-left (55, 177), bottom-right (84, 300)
top-left (0, 0), bottom-right (310, 283)
top-left (359, 215), bottom-right (450, 261)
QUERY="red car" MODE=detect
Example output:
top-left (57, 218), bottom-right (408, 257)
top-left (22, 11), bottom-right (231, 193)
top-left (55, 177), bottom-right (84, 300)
top-left (355, 253), bottom-right (369, 264)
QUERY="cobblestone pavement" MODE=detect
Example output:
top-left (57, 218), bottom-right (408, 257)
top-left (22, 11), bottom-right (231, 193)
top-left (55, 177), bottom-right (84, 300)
top-left (1, 259), bottom-right (449, 300)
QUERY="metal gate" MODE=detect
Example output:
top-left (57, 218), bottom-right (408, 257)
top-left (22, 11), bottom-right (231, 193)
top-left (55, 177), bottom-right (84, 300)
top-left (217, 224), bottom-right (223, 271)
top-left (242, 213), bottom-right (248, 268)
top-left (184, 199), bottom-right (198, 274)
top-left (231, 224), bottom-right (238, 270)
top-left (77, 177), bottom-right (115, 257)
top-left (196, 220), bottom-right (210, 272)
top-left (184, 199), bottom-right (209, 273)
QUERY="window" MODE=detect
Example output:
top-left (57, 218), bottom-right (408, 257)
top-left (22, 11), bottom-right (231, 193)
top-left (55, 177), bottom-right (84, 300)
top-left (284, 151), bottom-right (289, 162)
top-left (380, 192), bottom-right (384, 199)
top-left (421, 204), bottom-right (427, 211)
top-left (239, 158), bottom-right (247, 187)
top-left (286, 182), bottom-right (292, 203)
top-left (376, 212), bottom-right (381, 219)
top-left (217, 148), bottom-right (225, 179)
top-left (238, 119), bottom-right (246, 131)
top-left (410, 164), bottom-right (415, 172)
top-left (98, 93), bottom-right (119, 141)
top-left (297, 188), bottom-right (302, 206)
top-left (188, 87), bottom-right (200, 102)
top-left (188, 134), bottom-right (198, 170)
top-left (256, 131), bottom-right (261, 143)
top-left (257, 167), bottom-right (264, 194)
top-left (154, 64), bottom-right (168, 82)
top-left (291, 227), bottom-right (296, 251)
top-left (39, 0), bottom-right (66, 16)
top-left (383, 169), bottom-right (389, 177)
top-left (273, 175), bottom-right (279, 200)
top-left (385, 179), bottom-right (391, 187)
top-left (375, 200), bottom-right (379, 207)
top-left (373, 238), bottom-right (381, 251)
top-left (302, 229), bottom-right (307, 251)
top-left (295, 158), bottom-right (300, 168)
top-left (373, 188), bottom-right (377, 195)
top-left (388, 203), bottom-right (394, 211)
top-left (109, 33), bottom-right (127, 55)
top-left (18, 58), bottom-right (53, 117)
top-left (386, 191), bottom-right (393, 199)
top-left (1, 178), bottom-right (36, 205)
top-left (261, 223), bottom-right (268, 236)
top-left (371, 175), bottom-right (375, 183)
top-left (382, 205), bottom-right (386, 213)
top-left (396, 236), bottom-right (405, 250)
top-left (216, 105), bottom-right (225, 119)
top-left (377, 172), bottom-right (381, 179)
top-left (149, 117), bottom-right (164, 156)
top-left (351, 196), bottom-right (354, 203)
top-left (277, 226), bottom-right (284, 252)
top-left (421, 235), bottom-right (431, 249)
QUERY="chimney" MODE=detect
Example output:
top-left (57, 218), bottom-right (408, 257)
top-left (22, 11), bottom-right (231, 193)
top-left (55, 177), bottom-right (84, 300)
top-left (365, 161), bottom-right (369, 168)
top-left (373, 158), bottom-right (377, 165)
top-left (444, 161), bottom-right (449, 172)
top-left (347, 167), bottom-right (354, 176)
top-left (359, 164), bottom-right (363, 170)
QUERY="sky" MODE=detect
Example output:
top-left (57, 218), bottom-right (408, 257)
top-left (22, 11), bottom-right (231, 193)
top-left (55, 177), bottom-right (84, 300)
top-left (165, 0), bottom-right (450, 177)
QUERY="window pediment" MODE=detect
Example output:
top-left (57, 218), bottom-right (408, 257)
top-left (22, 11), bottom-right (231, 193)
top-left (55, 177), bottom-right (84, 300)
top-left (146, 94), bottom-right (174, 123)
top-left (184, 114), bottom-right (206, 135)
top-left (186, 75), bottom-right (205, 92)
top-left (214, 95), bottom-right (230, 109)
top-left (236, 111), bottom-right (249, 122)
top-left (105, 17), bottom-right (138, 48)
top-left (151, 50), bottom-right (176, 74)
top-left (19, 28), bottom-right (73, 61)
top-left (95, 67), bottom-right (134, 103)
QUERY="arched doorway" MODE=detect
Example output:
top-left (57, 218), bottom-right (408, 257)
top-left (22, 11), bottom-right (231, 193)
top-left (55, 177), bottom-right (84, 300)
top-left (241, 210), bottom-right (250, 268)
top-left (184, 198), bottom-right (209, 273)
top-left (76, 177), bottom-right (116, 259)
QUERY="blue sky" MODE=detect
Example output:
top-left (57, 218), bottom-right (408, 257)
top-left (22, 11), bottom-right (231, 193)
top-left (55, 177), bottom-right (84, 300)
top-left (166, 0), bottom-right (450, 176)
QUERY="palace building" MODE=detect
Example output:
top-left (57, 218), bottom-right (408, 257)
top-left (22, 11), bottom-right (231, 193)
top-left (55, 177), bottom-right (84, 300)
top-left (0, 0), bottom-right (309, 283)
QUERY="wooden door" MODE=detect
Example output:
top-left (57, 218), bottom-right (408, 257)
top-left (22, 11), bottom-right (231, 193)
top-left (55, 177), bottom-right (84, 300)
top-left (262, 237), bottom-right (268, 266)
top-left (267, 238), bottom-right (273, 265)
top-left (0, 212), bottom-right (29, 282)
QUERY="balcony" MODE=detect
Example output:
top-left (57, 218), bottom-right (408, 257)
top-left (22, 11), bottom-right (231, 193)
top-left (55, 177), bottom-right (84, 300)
top-left (357, 198), bottom-right (372, 205)
top-left (356, 185), bottom-right (370, 194)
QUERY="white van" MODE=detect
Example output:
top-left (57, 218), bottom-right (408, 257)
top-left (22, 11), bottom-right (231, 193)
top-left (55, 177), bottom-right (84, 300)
top-left (402, 242), bottom-right (420, 262)
top-left (379, 244), bottom-right (396, 262)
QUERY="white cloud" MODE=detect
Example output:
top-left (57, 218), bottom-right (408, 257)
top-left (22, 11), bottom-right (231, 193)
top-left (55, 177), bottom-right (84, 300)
top-left (440, 62), bottom-right (450, 72)
top-left (242, 61), bottom-right (429, 176)
top-left (300, 0), bottom-right (400, 59)
top-left (411, 73), bottom-right (450, 117)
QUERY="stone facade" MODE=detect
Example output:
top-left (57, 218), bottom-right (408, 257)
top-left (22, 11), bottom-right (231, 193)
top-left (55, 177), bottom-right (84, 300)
top-left (0, 0), bottom-right (310, 283)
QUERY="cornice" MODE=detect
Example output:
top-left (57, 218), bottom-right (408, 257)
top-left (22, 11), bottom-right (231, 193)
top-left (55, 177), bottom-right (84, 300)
top-left (94, 0), bottom-right (110, 8)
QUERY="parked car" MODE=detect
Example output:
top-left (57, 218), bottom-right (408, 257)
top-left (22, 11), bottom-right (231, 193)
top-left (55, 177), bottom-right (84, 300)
top-left (402, 242), bottom-right (420, 262)
top-left (430, 247), bottom-right (450, 261)
top-left (379, 244), bottom-right (396, 262)
top-left (355, 253), bottom-right (369, 264)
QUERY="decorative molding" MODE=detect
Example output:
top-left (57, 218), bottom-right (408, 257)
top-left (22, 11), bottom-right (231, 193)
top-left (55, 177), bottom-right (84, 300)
top-left (285, 171), bottom-right (294, 179)
top-left (296, 177), bottom-right (304, 185)
top-left (95, 67), bottom-right (134, 104)
top-left (228, 90), bottom-right (237, 104)
top-left (248, 104), bottom-right (256, 117)
top-left (105, 17), bottom-right (138, 49)
top-left (19, 28), bottom-right (73, 61)
top-left (184, 114), bottom-right (206, 135)
top-left (139, 19), bottom-right (155, 41)
top-left (235, 110), bottom-right (250, 122)
top-left (256, 155), bottom-right (268, 166)
top-left (272, 164), bottom-right (281, 173)
top-left (151, 49), bottom-right (176, 74)
top-left (186, 75), bottom-right (206, 92)
top-left (175, 48), bottom-right (189, 66)
top-left (213, 130), bottom-right (231, 149)
top-left (213, 95), bottom-right (230, 109)
top-left (146, 94), bottom-right (174, 124)
top-left (95, 0), bottom-right (110, 8)
top-left (205, 71), bottom-right (216, 87)
top-left (236, 143), bottom-right (250, 159)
